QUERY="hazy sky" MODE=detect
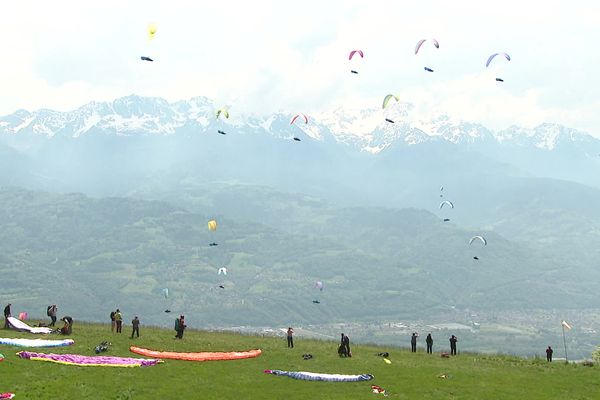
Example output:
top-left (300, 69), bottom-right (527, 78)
top-left (1, 0), bottom-right (599, 135)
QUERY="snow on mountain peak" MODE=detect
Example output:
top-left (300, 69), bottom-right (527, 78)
top-left (496, 123), bottom-right (588, 150)
top-left (0, 95), bottom-right (595, 154)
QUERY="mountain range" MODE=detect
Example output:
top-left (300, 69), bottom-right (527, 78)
top-left (1, 94), bottom-right (598, 191)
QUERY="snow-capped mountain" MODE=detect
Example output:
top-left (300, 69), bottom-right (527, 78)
top-left (1, 94), bottom-right (599, 192)
top-left (0, 96), bottom-right (215, 139)
top-left (1, 95), bottom-right (597, 154)
top-left (496, 123), bottom-right (598, 151)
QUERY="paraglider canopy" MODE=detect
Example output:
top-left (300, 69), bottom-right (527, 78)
top-left (218, 267), bottom-right (228, 275)
top-left (486, 52), bottom-right (511, 68)
top-left (216, 109), bottom-right (229, 119)
top-left (147, 23), bottom-right (157, 40)
top-left (415, 39), bottom-right (439, 54)
top-left (416, 40), bottom-right (439, 72)
top-left (469, 236), bottom-right (487, 246)
top-left (382, 94), bottom-right (400, 109)
top-left (439, 201), bottom-right (454, 209)
top-left (140, 56), bottom-right (154, 62)
top-left (314, 281), bottom-right (324, 291)
top-left (290, 114), bottom-right (309, 125)
top-left (349, 50), bottom-right (364, 74)
top-left (486, 52), bottom-right (511, 81)
top-left (208, 220), bottom-right (217, 231)
top-left (348, 50), bottom-right (364, 60)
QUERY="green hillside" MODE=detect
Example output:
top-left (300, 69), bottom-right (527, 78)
top-left (0, 323), bottom-right (597, 399)
top-left (1, 185), bottom-right (596, 320)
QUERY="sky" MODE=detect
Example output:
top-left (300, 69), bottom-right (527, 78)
top-left (1, 0), bottom-right (599, 135)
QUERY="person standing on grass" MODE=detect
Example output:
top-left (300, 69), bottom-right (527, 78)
top-left (175, 315), bottom-right (186, 339)
top-left (48, 305), bottom-right (57, 327)
top-left (426, 333), bottom-right (433, 354)
top-left (287, 327), bottom-right (294, 348)
top-left (110, 310), bottom-right (116, 332)
top-left (3, 303), bottom-right (11, 329)
top-left (114, 309), bottom-right (123, 333)
top-left (131, 316), bottom-right (140, 338)
top-left (342, 333), bottom-right (351, 357)
top-left (449, 335), bottom-right (458, 355)
top-left (546, 346), bottom-right (553, 362)
top-left (411, 332), bottom-right (419, 353)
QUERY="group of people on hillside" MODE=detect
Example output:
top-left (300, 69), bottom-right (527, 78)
top-left (339, 333), bottom-right (351, 357)
top-left (3, 303), bottom-right (559, 360)
top-left (108, 309), bottom-right (187, 340)
top-left (4, 303), bottom-right (72, 334)
top-left (286, 328), bottom-right (352, 357)
top-left (109, 309), bottom-right (142, 339)
top-left (285, 327), bottom-right (458, 357)
top-left (411, 332), bottom-right (457, 355)
top-left (45, 305), bottom-right (72, 334)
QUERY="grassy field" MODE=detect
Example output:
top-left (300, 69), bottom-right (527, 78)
top-left (0, 322), bottom-right (598, 399)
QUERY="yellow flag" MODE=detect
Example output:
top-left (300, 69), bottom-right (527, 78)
top-left (383, 358), bottom-right (392, 364)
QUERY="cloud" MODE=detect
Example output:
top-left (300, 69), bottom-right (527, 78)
top-left (0, 0), bottom-right (598, 136)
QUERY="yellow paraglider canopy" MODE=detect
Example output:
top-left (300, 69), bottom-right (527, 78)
top-left (216, 108), bottom-right (230, 119)
top-left (208, 220), bottom-right (217, 231)
top-left (148, 23), bottom-right (157, 40)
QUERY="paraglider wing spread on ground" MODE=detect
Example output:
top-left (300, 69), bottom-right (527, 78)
top-left (264, 369), bottom-right (374, 382)
top-left (7, 317), bottom-right (53, 334)
top-left (17, 351), bottom-right (160, 367)
top-left (129, 346), bottom-right (262, 361)
top-left (0, 338), bottom-right (74, 347)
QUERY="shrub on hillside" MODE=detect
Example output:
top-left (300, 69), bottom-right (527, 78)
top-left (593, 347), bottom-right (600, 363)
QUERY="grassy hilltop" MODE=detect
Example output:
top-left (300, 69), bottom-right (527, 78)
top-left (0, 322), bottom-right (597, 399)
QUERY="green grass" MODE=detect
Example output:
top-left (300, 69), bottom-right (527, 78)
top-left (0, 323), bottom-right (598, 399)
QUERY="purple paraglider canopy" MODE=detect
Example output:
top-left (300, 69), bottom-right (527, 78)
top-left (415, 39), bottom-right (439, 54)
top-left (348, 50), bottom-right (364, 60)
top-left (486, 52), bottom-right (511, 67)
